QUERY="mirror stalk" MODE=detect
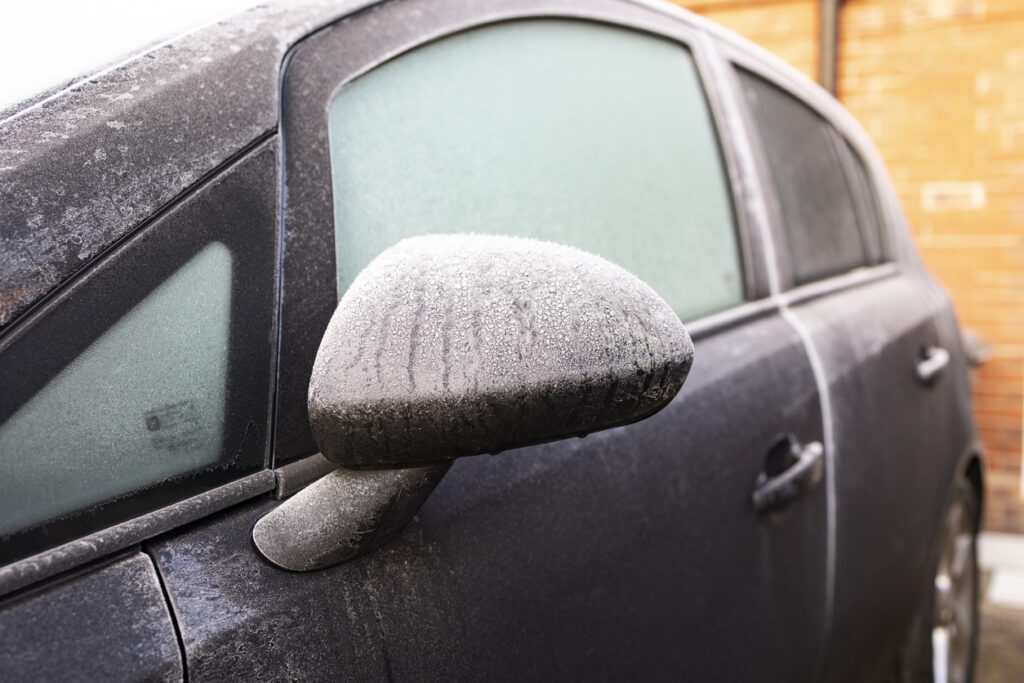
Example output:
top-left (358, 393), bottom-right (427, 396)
top-left (253, 463), bottom-right (450, 571)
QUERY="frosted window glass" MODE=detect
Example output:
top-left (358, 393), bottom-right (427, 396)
top-left (329, 20), bottom-right (742, 321)
top-left (0, 242), bottom-right (232, 535)
top-left (737, 70), bottom-right (869, 283)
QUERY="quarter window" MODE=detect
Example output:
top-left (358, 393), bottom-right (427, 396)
top-left (329, 20), bottom-right (743, 321)
top-left (737, 69), bottom-right (881, 284)
top-left (0, 148), bottom-right (276, 563)
top-left (0, 244), bottom-right (231, 537)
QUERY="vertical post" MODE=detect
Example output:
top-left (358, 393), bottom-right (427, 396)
top-left (819, 0), bottom-right (841, 95)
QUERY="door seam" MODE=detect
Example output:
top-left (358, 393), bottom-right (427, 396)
top-left (777, 303), bottom-right (837, 639)
top-left (697, 28), bottom-right (838, 673)
top-left (144, 546), bottom-right (189, 683)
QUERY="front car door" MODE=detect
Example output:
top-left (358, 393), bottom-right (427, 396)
top-left (151, 1), bottom-right (832, 679)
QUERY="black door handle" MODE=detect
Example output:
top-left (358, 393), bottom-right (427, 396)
top-left (752, 437), bottom-right (824, 514)
top-left (916, 346), bottom-right (950, 385)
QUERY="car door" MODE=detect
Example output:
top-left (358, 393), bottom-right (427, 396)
top-left (722, 47), bottom-right (978, 681)
top-left (150, 1), bottom-right (832, 680)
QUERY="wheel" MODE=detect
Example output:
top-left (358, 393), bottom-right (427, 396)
top-left (894, 478), bottom-right (980, 683)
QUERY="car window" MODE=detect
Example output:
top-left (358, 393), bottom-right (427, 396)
top-left (736, 69), bottom-right (877, 284)
top-left (328, 20), bottom-right (743, 321)
top-left (0, 243), bottom-right (231, 537)
top-left (838, 138), bottom-right (886, 265)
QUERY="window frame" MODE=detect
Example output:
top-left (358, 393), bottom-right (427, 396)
top-left (274, 0), bottom-right (771, 465)
top-left (832, 133), bottom-right (886, 266)
top-left (715, 38), bottom-right (895, 291)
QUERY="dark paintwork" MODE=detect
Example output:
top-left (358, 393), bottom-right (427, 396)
top-left (720, 34), bottom-right (980, 680)
top-left (155, 311), bottom-right (831, 682)
top-left (792, 276), bottom-right (975, 682)
top-left (0, 552), bottom-right (182, 682)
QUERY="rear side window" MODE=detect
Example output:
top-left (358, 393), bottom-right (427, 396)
top-left (838, 138), bottom-right (885, 265)
top-left (328, 20), bottom-right (743, 321)
top-left (737, 70), bottom-right (880, 284)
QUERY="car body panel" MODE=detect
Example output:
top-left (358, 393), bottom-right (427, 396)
top-left (0, 552), bottom-right (183, 682)
top-left (712, 30), bottom-right (980, 678)
top-left (785, 273), bottom-right (973, 681)
top-left (154, 310), bottom-right (828, 681)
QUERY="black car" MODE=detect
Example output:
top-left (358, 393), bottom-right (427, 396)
top-left (0, 1), bottom-right (982, 681)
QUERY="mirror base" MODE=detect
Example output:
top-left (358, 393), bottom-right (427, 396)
top-left (252, 463), bottom-right (450, 571)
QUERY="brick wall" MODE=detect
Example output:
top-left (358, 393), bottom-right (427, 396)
top-left (680, 0), bottom-right (1024, 531)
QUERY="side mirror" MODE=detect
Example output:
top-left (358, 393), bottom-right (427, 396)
top-left (254, 235), bottom-right (693, 570)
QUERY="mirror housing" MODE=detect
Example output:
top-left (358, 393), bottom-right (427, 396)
top-left (310, 234), bottom-right (693, 467)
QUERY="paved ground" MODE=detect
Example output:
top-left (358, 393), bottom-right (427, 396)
top-left (977, 599), bottom-right (1024, 682)
top-left (976, 534), bottom-right (1024, 682)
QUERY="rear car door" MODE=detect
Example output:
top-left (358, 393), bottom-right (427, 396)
top-left (722, 46), bottom-right (977, 681)
top-left (151, 1), bottom-right (832, 680)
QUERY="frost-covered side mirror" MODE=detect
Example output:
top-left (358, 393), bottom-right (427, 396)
top-left (254, 235), bottom-right (693, 570)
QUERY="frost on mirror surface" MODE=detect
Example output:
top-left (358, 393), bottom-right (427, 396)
top-left (0, 242), bottom-right (232, 536)
top-left (329, 20), bottom-right (742, 321)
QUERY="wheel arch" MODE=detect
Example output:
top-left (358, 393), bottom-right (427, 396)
top-left (959, 442), bottom-right (985, 532)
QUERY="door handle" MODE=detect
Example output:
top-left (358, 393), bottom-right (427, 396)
top-left (916, 346), bottom-right (950, 385)
top-left (752, 438), bottom-right (824, 515)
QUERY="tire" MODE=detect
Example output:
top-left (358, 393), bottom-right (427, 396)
top-left (894, 478), bottom-right (980, 683)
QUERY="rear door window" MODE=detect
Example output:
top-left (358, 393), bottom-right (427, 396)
top-left (838, 138), bottom-right (886, 265)
top-left (329, 20), bottom-right (744, 321)
top-left (737, 69), bottom-right (881, 284)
